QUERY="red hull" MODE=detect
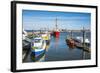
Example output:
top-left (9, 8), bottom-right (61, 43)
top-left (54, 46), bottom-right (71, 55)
top-left (66, 39), bottom-right (75, 48)
top-left (53, 31), bottom-right (60, 38)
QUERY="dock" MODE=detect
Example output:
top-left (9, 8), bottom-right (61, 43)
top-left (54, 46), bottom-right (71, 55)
top-left (66, 27), bottom-right (91, 53)
top-left (75, 41), bottom-right (90, 53)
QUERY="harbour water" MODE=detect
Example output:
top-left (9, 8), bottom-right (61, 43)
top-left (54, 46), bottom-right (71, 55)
top-left (23, 32), bottom-right (91, 63)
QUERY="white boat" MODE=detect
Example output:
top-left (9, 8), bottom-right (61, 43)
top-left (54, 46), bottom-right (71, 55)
top-left (75, 37), bottom-right (90, 44)
top-left (31, 37), bottom-right (46, 57)
top-left (23, 29), bottom-right (28, 40)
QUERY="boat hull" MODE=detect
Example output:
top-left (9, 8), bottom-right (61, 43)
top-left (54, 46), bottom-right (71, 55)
top-left (31, 48), bottom-right (45, 57)
top-left (66, 39), bottom-right (75, 48)
top-left (53, 31), bottom-right (60, 38)
top-left (31, 49), bottom-right (45, 62)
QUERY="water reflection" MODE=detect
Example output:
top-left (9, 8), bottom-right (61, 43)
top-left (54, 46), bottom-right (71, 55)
top-left (23, 32), bottom-right (91, 63)
top-left (54, 37), bottom-right (59, 49)
top-left (31, 51), bottom-right (45, 62)
top-left (45, 40), bottom-right (50, 51)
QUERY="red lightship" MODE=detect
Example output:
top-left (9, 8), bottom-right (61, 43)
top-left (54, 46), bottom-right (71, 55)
top-left (53, 18), bottom-right (60, 38)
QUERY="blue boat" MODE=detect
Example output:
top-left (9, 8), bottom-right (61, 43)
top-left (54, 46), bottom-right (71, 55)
top-left (31, 37), bottom-right (46, 57)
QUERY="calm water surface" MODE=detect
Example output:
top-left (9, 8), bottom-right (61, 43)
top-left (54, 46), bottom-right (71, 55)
top-left (23, 32), bottom-right (91, 62)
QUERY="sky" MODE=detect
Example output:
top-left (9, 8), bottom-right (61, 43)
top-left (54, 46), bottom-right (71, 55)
top-left (22, 10), bottom-right (91, 30)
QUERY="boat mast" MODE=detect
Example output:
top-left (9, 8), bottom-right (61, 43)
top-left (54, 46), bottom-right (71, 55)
top-left (55, 18), bottom-right (58, 30)
top-left (83, 27), bottom-right (85, 48)
top-left (82, 27), bottom-right (86, 59)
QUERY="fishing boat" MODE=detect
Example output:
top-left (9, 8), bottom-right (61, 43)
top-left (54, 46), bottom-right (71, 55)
top-left (74, 36), bottom-right (90, 47)
top-left (65, 31), bottom-right (75, 48)
top-left (53, 18), bottom-right (60, 38)
top-left (41, 31), bottom-right (51, 41)
top-left (66, 38), bottom-right (75, 48)
top-left (66, 37), bottom-right (90, 48)
top-left (31, 37), bottom-right (46, 57)
top-left (74, 37), bottom-right (90, 52)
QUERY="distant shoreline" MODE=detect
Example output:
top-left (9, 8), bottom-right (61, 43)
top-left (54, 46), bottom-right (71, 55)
top-left (25, 30), bottom-right (91, 33)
